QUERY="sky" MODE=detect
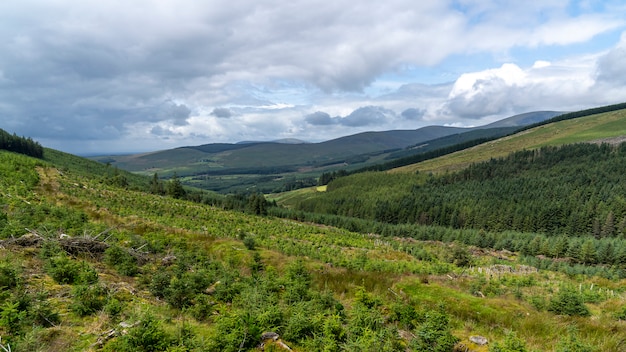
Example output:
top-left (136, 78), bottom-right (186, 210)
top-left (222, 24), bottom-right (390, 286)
top-left (1, 1), bottom-right (625, 155)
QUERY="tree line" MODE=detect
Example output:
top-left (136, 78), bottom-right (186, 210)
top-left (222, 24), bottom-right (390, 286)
top-left (0, 128), bottom-right (44, 158)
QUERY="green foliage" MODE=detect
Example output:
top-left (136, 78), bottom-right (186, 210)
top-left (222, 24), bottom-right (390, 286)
top-left (166, 173), bottom-right (187, 199)
top-left (104, 298), bottom-right (124, 319)
top-left (45, 255), bottom-right (98, 285)
top-left (104, 244), bottom-right (139, 276)
top-left (556, 328), bottom-right (594, 352)
top-left (104, 314), bottom-right (171, 352)
top-left (0, 261), bottom-right (19, 290)
top-left (448, 244), bottom-right (473, 267)
top-left (243, 235), bottom-right (256, 250)
top-left (0, 301), bottom-right (26, 335)
top-left (548, 286), bottom-right (590, 317)
top-left (490, 331), bottom-right (527, 352)
top-left (389, 302), bottom-right (419, 330)
top-left (613, 305), bottom-right (626, 321)
top-left (149, 172), bottom-right (165, 195)
top-left (6, 126), bottom-right (626, 351)
top-left (410, 309), bottom-right (459, 352)
top-left (295, 142), bottom-right (626, 245)
top-left (70, 284), bottom-right (109, 316)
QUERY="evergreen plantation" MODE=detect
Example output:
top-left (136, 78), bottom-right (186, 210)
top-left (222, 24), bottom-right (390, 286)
top-left (2, 104), bottom-right (626, 351)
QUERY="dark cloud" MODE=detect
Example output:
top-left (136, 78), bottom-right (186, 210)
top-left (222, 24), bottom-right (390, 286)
top-left (305, 111), bottom-right (337, 125)
top-left (211, 108), bottom-right (233, 118)
top-left (595, 37), bottom-right (626, 86)
top-left (150, 125), bottom-right (173, 136)
top-left (340, 106), bottom-right (395, 127)
top-left (155, 103), bottom-right (191, 126)
top-left (401, 108), bottom-right (425, 120)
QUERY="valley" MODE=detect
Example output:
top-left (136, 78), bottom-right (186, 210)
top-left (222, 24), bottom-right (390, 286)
top-left (1, 103), bottom-right (626, 351)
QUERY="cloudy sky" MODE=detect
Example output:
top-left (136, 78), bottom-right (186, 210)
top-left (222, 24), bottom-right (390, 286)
top-left (1, 1), bottom-right (625, 155)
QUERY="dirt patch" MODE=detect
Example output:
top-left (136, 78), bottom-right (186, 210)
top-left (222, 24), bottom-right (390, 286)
top-left (589, 135), bottom-right (626, 145)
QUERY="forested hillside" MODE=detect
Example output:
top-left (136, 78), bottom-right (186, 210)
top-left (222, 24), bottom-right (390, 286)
top-left (3, 140), bottom-right (626, 351)
top-left (298, 143), bottom-right (626, 238)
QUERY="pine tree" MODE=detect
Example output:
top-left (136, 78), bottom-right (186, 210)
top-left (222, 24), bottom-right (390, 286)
top-left (579, 239), bottom-right (597, 264)
top-left (149, 173), bottom-right (165, 195)
top-left (601, 211), bottom-right (616, 237)
top-left (166, 173), bottom-right (186, 199)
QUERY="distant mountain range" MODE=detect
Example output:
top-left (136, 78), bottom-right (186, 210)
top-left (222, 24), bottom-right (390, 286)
top-left (91, 111), bottom-right (564, 191)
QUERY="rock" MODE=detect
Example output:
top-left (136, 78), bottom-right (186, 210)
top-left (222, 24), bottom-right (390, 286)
top-left (470, 335), bottom-right (488, 345)
top-left (260, 331), bottom-right (280, 341)
top-left (161, 255), bottom-right (177, 266)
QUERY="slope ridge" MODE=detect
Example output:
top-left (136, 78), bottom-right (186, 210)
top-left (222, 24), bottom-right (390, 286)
top-left (393, 106), bottom-right (626, 174)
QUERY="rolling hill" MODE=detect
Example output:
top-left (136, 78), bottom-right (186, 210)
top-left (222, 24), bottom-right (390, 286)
top-left (91, 111), bottom-right (562, 193)
top-left (393, 105), bottom-right (626, 175)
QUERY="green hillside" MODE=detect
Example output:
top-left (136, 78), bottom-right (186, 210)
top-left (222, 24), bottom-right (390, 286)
top-left (2, 136), bottom-right (626, 350)
top-left (394, 107), bottom-right (626, 174)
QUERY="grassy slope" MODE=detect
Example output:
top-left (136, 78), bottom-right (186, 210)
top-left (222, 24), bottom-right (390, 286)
top-left (0, 140), bottom-right (626, 351)
top-left (2, 149), bottom-right (626, 350)
top-left (392, 108), bottom-right (626, 174)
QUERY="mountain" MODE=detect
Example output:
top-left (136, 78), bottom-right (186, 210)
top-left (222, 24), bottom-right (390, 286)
top-left (91, 111), bottom-right (560, 193)
top-left (395, 104), bottom-right (626, 175)
top-left (481, 110), bottom-right (564, 128)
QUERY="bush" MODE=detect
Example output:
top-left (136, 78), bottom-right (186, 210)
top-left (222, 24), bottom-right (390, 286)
top-left (104, 298), bottom-right (124, 319)
top-left (148, 271), bottom-right (172, 299)
top-left (71, 284), bottom-right (109, 316)
top-left (0, 261), bottom-right (19, 289)
top-left (411, 309), bottom-right (459, 352)
top-left (46, 255), bottom-right (98, 285)
top-left (104, 314), bottom-right (171, 352)
top-left (548, 286), bottom-right (590, 317)
top-left (490, 331), bottom-right (527, 352)
top-left (104, 245), bottom-right (139, 276)
top-left (448, 244), bottom-right (473, 267)
top-left (0, 301), bottom-right (26, 335)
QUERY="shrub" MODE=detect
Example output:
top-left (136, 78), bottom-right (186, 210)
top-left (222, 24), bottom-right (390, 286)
top-left (448, 245), bottom-right (473, 267)
top-left (46, 255), bottom-right (98, 285)
top-left (71, 284), bottom-right (109, 316)
top-left (0, 261), bottom-right (19, 289)
top-left (187, 294), bottom-right (215, 322)
top-left (148, 271), bottom-right (172, 299)
top-left (104, 298), bottom-right (124, 319)
top-left (0, 301), bottom-right (26, 335)
top-left (243, 236), bottom-right (256, 250)
top-left (104, 245), bottom-right (139, 276)
top-left (29, 293), bottom-right (60, 328)
top-left (548, 286), bottom-right (590, 317)
top-left (411, 309), bottom-right (459, 352)
top-left (490, 331), bottom-right (527, 352)
top-left (104, 314), bottom-right (171, 352)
